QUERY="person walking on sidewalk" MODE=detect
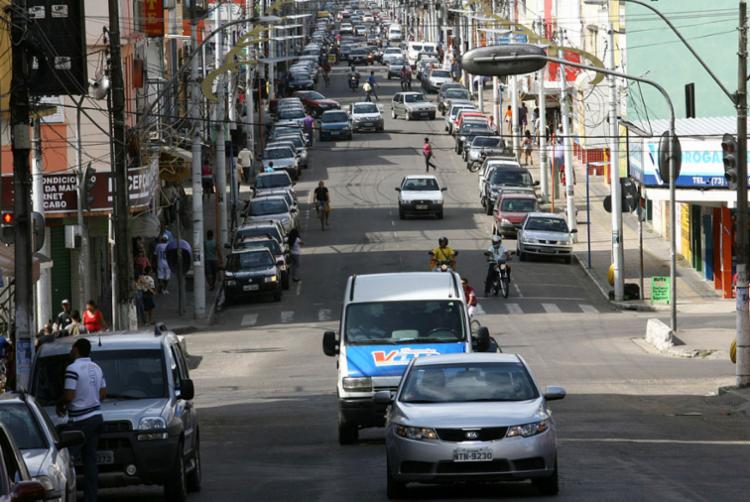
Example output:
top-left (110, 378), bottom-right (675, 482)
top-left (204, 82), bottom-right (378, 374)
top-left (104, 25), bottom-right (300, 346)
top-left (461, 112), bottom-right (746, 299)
top-left (205, 230), bottom-right (218, 290)
top-left (155, 235), bottom-right (171, 294)
top-left (82, 301), bottom-right (108, 334)
top-left (521, 130), bottom-right (534, 166)
top-left (423, 137), bottom-right (437, 172)
top-left (58, 338), bottom-right (106, 502)
top-left (137, 267), bottom-right (156, 324)
top-left (288, 228), bottom-right (303, 282)
top-left (503, 106), bottom-right (513, 135)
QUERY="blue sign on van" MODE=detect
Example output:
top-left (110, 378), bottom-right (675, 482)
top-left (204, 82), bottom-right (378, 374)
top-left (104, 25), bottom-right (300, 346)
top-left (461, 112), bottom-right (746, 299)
top-left (346, 343), bottom-right (466, 377)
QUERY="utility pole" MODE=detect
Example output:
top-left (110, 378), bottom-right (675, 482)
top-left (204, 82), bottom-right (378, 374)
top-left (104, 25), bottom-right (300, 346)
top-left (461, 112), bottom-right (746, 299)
top-left (607, 24), bottom-right (624, 301)
top-left (10, 0), bottom-right (34, 390)
top-left (736, 0), bottom-right (750, 387)
top-left (75, 100), bottom-right (91, 308)
top-left (31, 117), bottom-right (51, 330)
top-left (191, 2), bottom-right (207, 319)
top-left (539, 66), bottom-right (548, 201)
top-left (510, 2), bottom-right (520, 158)
top-left (559, 60), bottom-right (577, 235)
top-left (215, 4), bottom-right (229, 250)
top-left (108, 0), bottom-right (135, 329)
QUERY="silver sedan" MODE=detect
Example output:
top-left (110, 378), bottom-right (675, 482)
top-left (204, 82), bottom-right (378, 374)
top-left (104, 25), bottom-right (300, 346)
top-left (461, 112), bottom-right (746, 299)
top-left (379, 353), bottom-right (565, 499)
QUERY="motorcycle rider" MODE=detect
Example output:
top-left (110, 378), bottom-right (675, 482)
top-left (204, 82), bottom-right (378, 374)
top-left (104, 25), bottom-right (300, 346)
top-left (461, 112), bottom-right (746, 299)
top-left (400, 64), bottom-right (412, 90)
top-left (349, 66), bottom-right (361, 91)
top-left (429, 236), bottom-right (458, 271)
top-left (485, 235), bottom-right (511, 295)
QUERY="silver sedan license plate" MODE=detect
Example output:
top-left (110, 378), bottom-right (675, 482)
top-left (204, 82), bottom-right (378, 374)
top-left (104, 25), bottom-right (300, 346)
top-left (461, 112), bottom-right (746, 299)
top-left (453, 448), bottom-right (493, 462)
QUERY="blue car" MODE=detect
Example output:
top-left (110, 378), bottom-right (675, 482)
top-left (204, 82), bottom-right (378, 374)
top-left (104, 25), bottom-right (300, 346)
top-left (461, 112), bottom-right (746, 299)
top-left (318, 110), bottom-right (353, 141)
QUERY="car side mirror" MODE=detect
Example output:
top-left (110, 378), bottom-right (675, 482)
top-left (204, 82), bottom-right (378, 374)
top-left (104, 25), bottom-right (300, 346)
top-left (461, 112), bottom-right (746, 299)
top-left (441, 187), bottom-right (447, 192)
top-left (570, 228), bottom-right (578, 234)
top-left (543, 386), bottom-right (566, 401)
top-left (474, 326), bottom-right (491, 352)
top-left (11, 481), bottom-right (47, 501)
top-left (395, 187), bottom-right (401, 192)
top-left (179, 378), bottom-right (195, 400)
top-left (56, 430), bottom-right (85, 449)
top-left (322, 331), bottom-right (338, 356)
top-left (373, 390), bottom-right (393, 404)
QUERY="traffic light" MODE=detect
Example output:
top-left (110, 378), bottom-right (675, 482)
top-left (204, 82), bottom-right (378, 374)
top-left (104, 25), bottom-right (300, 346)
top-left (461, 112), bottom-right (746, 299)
top-left (0, 212), bottom-right (14, 245)
top-left (80, 163), bottom-right (96, 210)
top-left (722, 133), bottom-right (738, 190)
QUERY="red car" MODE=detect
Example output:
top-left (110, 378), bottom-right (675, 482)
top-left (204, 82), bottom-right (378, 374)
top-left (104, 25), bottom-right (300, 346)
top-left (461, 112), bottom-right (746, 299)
top-left (292, 90), bottom-right (341, 117)
top-left (493, 191), bottom-right (540, 237)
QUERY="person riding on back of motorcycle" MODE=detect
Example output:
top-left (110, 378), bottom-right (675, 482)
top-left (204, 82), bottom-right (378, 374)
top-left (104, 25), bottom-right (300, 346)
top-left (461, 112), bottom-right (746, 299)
top-left (429, 236), bottom-right (458, 271)
top-left (485, 235), bottom-right (511, 295)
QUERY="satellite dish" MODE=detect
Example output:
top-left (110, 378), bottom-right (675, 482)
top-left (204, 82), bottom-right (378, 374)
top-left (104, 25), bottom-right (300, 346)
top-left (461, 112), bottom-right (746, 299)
top-left (88, 75), bottom-right (111, 100)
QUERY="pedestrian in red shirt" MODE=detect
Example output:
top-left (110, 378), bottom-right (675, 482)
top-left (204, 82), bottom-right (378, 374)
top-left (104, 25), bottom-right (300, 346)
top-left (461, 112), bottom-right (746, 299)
top-left (82, 300), bottom-right (108, 333)
top-left (422, 137), bottom-right (437, 172)
top-left (461, 277), bottom-right (479, 318)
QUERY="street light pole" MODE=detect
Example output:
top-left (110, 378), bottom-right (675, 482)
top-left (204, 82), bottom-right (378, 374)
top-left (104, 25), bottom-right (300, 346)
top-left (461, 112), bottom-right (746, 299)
top-left (607, 24), bottom-right (624, 301)
top-left (191, 3), bottom-right (206, 319)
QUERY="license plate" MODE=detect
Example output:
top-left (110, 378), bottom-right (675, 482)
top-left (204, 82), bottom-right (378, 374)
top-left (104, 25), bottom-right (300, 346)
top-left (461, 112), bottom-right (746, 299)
top-left (453, 448), bottom-right (493, 462)
top-left (415, 204), bottom-right (428, 210)
top-left (330, 130), bottom-right (341, 135)
top-left (96, 451), bottom-right (114, 465)
top-left (418, 112), bottom-right (429, 117)
top-left (363, 122), bottom-right (374, 127)
top-left (243, 284), bottom-right (259, 291)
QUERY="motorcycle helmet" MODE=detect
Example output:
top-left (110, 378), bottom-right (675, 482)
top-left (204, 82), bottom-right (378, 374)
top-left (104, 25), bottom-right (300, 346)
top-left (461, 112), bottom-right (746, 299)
top-left (438, 236), bottom-right (448, 247)
top-left (491, 235), bottom-right (502, 245)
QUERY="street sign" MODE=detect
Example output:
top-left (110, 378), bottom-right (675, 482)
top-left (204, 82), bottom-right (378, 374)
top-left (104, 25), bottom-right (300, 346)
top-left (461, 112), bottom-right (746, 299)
top-left (657, 131), bottom-right (682, 185)
top-left (651, 276), bottom-right (671, 304)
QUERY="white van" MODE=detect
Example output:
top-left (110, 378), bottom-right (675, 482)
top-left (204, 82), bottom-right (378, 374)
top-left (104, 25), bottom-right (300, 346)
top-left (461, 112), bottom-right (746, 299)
top-left (388, 24), bottom-right (402, 42)
top-left (407, 41), bottom-right (437, 67)
top-left (322, 272), bottom-right (494, 444)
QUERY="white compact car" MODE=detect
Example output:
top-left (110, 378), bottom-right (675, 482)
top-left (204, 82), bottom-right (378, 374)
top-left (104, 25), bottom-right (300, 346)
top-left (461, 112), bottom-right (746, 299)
top-left (396, 175), bottom-right (447, 219)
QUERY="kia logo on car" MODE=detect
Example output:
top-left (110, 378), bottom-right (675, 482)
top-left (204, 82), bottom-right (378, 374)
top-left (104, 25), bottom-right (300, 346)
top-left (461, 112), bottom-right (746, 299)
top-left (465, 431), bottom-right (479, 440)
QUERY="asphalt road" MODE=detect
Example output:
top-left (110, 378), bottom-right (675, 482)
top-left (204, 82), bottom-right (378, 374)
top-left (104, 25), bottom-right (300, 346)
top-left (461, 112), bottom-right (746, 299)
top-left (101, 65), bottom-right (749, 501)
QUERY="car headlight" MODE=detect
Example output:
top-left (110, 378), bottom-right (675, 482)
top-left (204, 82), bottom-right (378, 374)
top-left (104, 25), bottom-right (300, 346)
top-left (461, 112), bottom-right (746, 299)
top-left (469, 151), bottom-right (479, 159)
top-left (506, 419), bottom-right (550, 438)
top-left (525, 238), bottom-right (540, 244)
top-left (342, 376), bottom-right (372, 392)
top-left (264, 275), bottom-right (278, 283)
top-left (394, 424), bottom-right (438, 440)
top-left (137, 417), bottom-right (168, 440)
top-left (501, 218), bottom-right (512, 226)
top-left (35, 475), bottom-right (55, 491)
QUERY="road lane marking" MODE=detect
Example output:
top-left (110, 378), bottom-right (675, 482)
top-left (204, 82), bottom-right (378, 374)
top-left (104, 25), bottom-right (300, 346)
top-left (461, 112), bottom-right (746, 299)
top-left (542, 303), bottom-right (562, 314)
top-left (560, 438), bottom-right (750, 446)
top-left (318, 309), bottom-right (332, 321)
top-left (295, 281), bottom-right (302, 296)
top-left (579, 304), bottom-right (599, 314)
top-left (513, 282), bottom-right (523, 297)
top-left (281, 311), bottom-right (295, 323)
top-left (474, 304), bottom-right (486, 316)
top-left (505, 303), bottom-right (523, 315)
top-left (241, 313), bottom-right (258, 327)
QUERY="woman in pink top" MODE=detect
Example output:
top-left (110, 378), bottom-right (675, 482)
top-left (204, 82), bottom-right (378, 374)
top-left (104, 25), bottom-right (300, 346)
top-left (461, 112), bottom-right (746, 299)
top-left (422, 137), bottom-right (437, 172)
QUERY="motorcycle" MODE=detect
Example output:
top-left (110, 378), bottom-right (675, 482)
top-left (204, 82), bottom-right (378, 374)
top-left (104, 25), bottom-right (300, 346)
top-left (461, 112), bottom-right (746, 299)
top-left (400, 76), bottom-right (412, 91)
top-left (429, 251), bottom-right (458, 272)
top-left (485, 252), bottom-right (511, 298)
top-left (349, 74), bottom-right (360, 91)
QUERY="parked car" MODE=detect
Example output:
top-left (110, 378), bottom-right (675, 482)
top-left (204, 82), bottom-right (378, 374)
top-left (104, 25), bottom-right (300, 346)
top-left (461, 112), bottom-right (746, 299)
top-left (349, 101), bottom-right (384, 132)
top-left (31, 329), bottom-right (201, 500)
top-left (481, 165), bottom-right (537, 215)
top-left (0, 393), bottom-right (82, 501)
top-left (391, 92), bottom-right (436, 120)
top-left (445, 102), bottom-right (477, 133)
top-left (437, 84), bottom-right (471, 114)
top-left (244, 195), bottom-right (298, 234)
top-left (267, 136), bottom-right (309, 169)
top-left (464, 136), bottom-right (506, 169)
top-left (396, 175), bottom-right (446, 219)
top-left (0, 421), bottom-right (46, 501)
top-left (224, 249), bottom-right (283, 302)
top-left (233, 235), bottom-right (290, 289)
top-left (318, 110), bottom-right (353, 141)
top-left (517, 212), bottom-right (577, 263)
top-left (234, 221), bottom-right (288, 252)
top-left (261, 146), bottom-right (300, 180)
top-left (454, 121), bottom-right (496, 155)
top-left (422, 68), bottom-right (453, 93)
top-left (287, 71), bottom-right (315, 91)
top-left (381, 353), bottom-right (565, 498)
top-left (453, 110), bottom-right (487, 136)
top-left (292, 90), bottom-right (341, 117)
top-left (493, 191), bottom-right (540, 237)
top-left (253, 171), bottom-right (294, 199)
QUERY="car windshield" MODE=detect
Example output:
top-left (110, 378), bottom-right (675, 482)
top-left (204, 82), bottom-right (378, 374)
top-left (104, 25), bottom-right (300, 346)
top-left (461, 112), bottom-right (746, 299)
top-left (289, 73), bottom-right (309, 82)
top-left (32, 350), bottom-right (167, 403)
top-left (400, 362), bottom-right (539, 403)
top-left (385, 48), bottom-right (401, 54)
top-left (300, 91), bottom-right (325, 100)
top-left (431, 70), bottom-right (450, 78)
top-left (344, 301), bottom-right (465, 345)
top-left (404, 94), bottom-right (426, 103)
top-left (0, 404), bottom-right (47, 449)
top-left (460, 124), bottom-right (492, 134)
top-left (235, 239), bottom-right (282, 255)
top-left (490, 170), bottom-right (533, 187)
top-left (402, 178), bottom-right (439, 191)
top-left (263, 148), bottom-right (294, 159)
top-left (249, 198), bottom-right (288, 216)
top-left (277, 136), bottom-right (304, 149)
top-left (412, 44), bottom-right (423, 51)
top-left (353, 103), bottom-right (378, 114)
top-left (501, 198), bottom-right (536, 212)
top-left (236, 226), bottom-right (283, 243)
top-left (322, 112), bottom-right (349, 123)
top-left (226, 251), bottom-right (274, 271)
top-left (278, 108), bottom-right (305, 120)
top-left (526, 217), bottom-right (569, 233)
top-left (472, 137), bottom-right (502, 147)
top-left (255, 174), bottom-right (290, 189)
top-left (445, 88), bottom-right (469, 99)
top-left (391, 58), bottom-right (405, 65)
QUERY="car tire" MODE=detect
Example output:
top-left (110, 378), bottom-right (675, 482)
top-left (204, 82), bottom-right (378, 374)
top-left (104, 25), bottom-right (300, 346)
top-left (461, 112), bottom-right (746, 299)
top-left (338, 421), bottom-right (358, 445)
top-left (273, 290), bottom-right (282, 302)
top-left (533, 463), bottom-right (559, 495)
top-left (186, 435), bottom-right (202, 493)
top-left (405, 113), bottom-right (411, 121)
top-left (386, 461), bottom-right (408, 500)
top-left (164, 441), bottom-right (188, 502)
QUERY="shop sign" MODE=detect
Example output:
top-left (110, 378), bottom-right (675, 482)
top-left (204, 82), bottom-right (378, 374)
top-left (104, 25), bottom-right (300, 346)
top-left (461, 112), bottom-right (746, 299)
top-left (651, 276), bottom-right (671, 304)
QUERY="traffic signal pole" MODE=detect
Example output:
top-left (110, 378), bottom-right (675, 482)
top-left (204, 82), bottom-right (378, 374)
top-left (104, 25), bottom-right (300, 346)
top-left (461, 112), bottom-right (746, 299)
top-left (735, 1), bottom-right (749, 387)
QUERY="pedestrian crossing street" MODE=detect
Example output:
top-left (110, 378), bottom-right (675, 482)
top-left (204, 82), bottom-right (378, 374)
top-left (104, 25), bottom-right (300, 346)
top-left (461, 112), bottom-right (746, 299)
top-left (237, 301), bottom-right (606, 327)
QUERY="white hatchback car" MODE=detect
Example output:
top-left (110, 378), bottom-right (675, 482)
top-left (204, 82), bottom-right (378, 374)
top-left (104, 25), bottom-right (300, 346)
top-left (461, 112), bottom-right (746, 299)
top-left (396, 175), bottom-right (447, 219)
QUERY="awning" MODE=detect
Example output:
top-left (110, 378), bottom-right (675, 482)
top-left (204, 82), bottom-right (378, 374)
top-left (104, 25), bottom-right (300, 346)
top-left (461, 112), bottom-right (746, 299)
top-left (160, 145), bottom-right (192, 162)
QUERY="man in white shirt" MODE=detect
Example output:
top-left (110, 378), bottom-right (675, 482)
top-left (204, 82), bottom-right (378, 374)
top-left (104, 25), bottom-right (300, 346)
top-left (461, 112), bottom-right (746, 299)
top-left (59, 338), bottom-right (107, 502)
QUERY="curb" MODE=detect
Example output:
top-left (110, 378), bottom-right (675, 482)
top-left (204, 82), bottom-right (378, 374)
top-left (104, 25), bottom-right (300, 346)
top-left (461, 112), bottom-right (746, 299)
top-left (573, 253), bottom-right (658, 312)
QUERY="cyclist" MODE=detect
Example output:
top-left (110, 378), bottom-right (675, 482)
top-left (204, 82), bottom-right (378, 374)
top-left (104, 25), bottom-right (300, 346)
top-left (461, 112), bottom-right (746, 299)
top-left (429, 236), bottom-right (457, 271)
top-left (314, 181), bottom-right (331, 227)
top-left (485, 235), bottom-right (511, 295)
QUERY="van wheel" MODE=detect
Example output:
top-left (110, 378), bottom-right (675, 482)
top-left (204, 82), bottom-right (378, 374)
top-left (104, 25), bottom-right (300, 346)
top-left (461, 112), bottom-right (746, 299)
top-left (164, 441), bottom-right (188, 502)
top-left (186, 436), bottom-right (202, 492)
top-left (338, 421), bottom-right (358, 445)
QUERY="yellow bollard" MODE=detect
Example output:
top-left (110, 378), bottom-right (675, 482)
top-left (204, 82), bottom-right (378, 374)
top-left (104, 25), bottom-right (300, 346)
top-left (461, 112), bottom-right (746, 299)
top-left (608, 264), bottom-right (615, 286)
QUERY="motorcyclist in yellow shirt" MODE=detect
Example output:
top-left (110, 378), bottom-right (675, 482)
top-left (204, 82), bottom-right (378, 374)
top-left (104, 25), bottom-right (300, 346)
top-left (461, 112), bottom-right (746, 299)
top-left (429, 236), bottom-right (458, 271)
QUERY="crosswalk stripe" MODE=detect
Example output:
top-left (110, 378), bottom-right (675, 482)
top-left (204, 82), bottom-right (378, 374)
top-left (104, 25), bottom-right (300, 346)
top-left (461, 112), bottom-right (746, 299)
top-left (318, 309), bottom-right (333, 321)
top-left (241, 313), bottom-right (258, 327)
top-left (505, 303), bottom-right (523, 315)
top-left (280, 311), bottom-right (295, 323)
top-left (542, 303), bottom-right (562, 314)
top-left (579, 304), bottom-right (599, 314)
